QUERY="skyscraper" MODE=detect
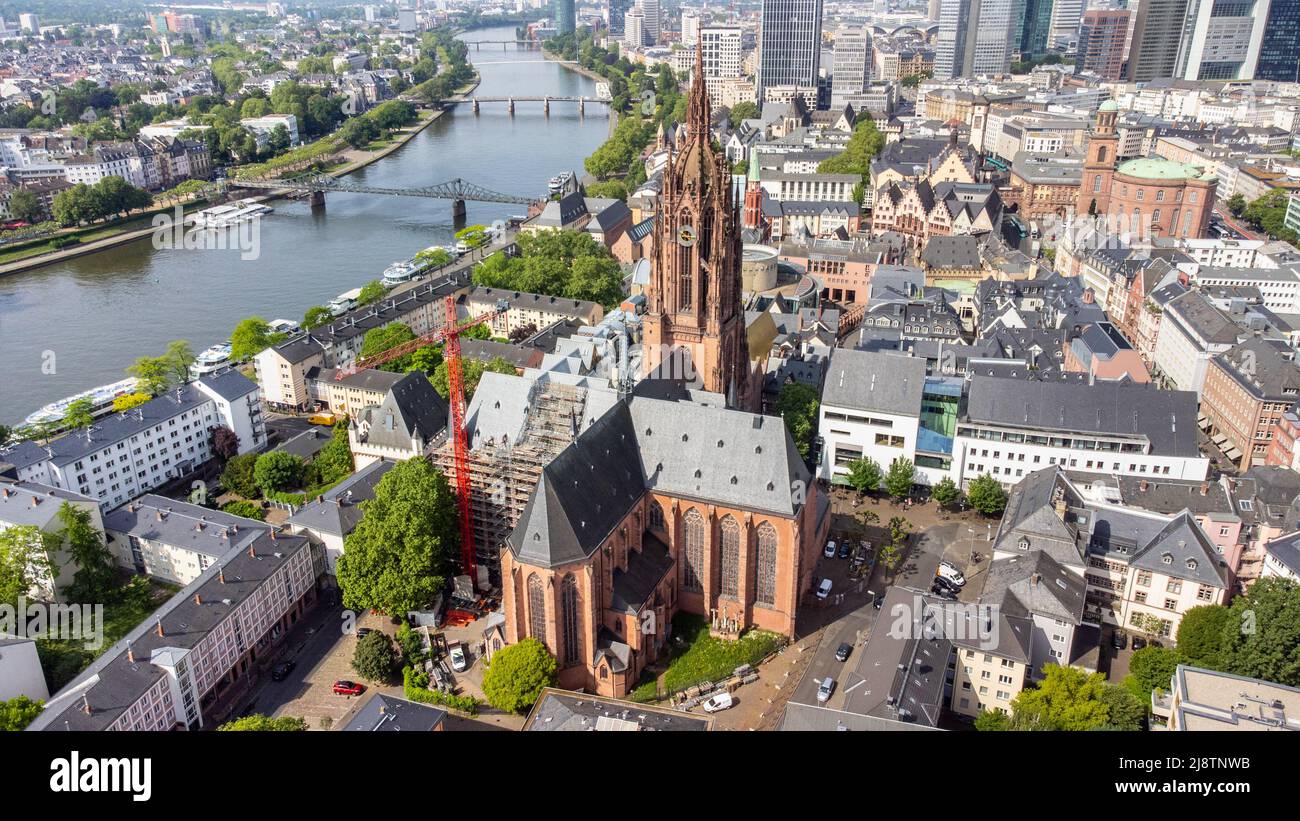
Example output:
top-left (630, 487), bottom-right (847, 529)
top-left (682, 9), bottom-right (701, 45)
top-left (1126, 0), bottom-right (1190, 81)
top-left (831, 26), bottom-right (872, 108)
top-left (1175, 0), bottom-right (1269, 80)
top-left (756, 0), bottom-right (825, 99)
top-left (637, 0), bottom-right (662, 43)
top-left (1047, 0), bottom-right (1085, 48)
top-left (625, 6), bottom-right (646, 46)
top-left (555, 0), bottom-right (575, 35)
top-left (700, 26), bottom-right (744, 80)
top-left (605, 0), bottom-right (632, 33)
top-left (935, 0), bottom-right (1017, 79)
top-left (1017, 0), bottom-right (1054, 58)
top-left (1077, 9), bottom-right (1132, 80)
top-left (1255, 0), bottom-right (1300, 82)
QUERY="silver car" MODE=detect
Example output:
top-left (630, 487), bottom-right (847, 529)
top-left (816, 676), bottom-right (836, 703)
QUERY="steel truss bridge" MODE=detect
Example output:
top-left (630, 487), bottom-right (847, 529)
top-left (224, 173), bottom-right (538, 217)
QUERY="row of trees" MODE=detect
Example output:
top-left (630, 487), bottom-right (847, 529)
top-left (51, 177), bottom-right (153, 227)
top-left (1228, 190), bottom-right (1299, 245)
top-left (842, 457), bottom-right (1008, 516)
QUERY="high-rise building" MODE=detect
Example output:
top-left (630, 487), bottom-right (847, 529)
top-left (1047, 0), bottom-right (1085, 48)
top-left (625, 6), bottom-right (646, 46)
top-left (1077, 9), bottom-right (1132, 80)
top-left (555, 0), bottom-right (576, 34)
top-left (1127, 0), bottom-right (1190, 81)
top-left (682, 9), bottom-right (701, 45)
top-left (1017, 0), bottom-right (1054, 58)
top-left (831, 26), bottom-right (872, 108)
top-left (1256, 0), bottom-right (1300, 81)
top-left (700, 25), bottom-right (744, 79)
top-left (757, 0), bottom-right (825, 99)
top-left (605, 0), bottom-right (632, 33)
top-left (18, 13), bottom-right (38, 33)
top-left (637, 0), bottom-right (662, 43)
top-left (1175, 0), bottom-right (1269, 80)
top-left (935, 0), bottom-right (1017, 79)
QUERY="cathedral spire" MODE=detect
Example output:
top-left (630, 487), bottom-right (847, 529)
top-left (688, 42), bottom-right (709, 140)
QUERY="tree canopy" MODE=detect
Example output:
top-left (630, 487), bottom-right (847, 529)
top-left (471, 230), bottom-right (625, 308)
top-left (337, 458), bottom-right (459, 616)
top-left (776, 382), bottom-right (819, 460)
top-left (982, 664), bottom-right (1143, 731)
top-left (217, 714), bottom-right (308, 731)
top-left (846, 457), bottom-right (883, 494)
top-left (966, 474), bottom-right (1008, 516)
top-left (816, 117), bottom-right (884, 178)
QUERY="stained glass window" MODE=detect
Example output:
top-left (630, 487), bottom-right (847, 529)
top-left (561, 574), bottom-right (581, 667)
top-left (527, 573), bottom-right (546, 641)
top-left (755, 522), bottom-right (778, 606)
top-left (720, 515), bottom-right (740, 598)
top-left (683, 508), bottom-right (704, 592)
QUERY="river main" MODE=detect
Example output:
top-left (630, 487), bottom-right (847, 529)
top-left (0, 25), bottom-right (607, 424)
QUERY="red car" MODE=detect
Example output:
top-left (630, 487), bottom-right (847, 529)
top-left (332, 680), bottom-right (365, 696)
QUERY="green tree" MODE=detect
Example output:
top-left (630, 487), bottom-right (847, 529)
top-left (1004, 664), bottom-right (1141, 731)
top-left (230, 316), bottom-right (285, 361)
top-left (1218, 576), bottom-right (1300, 686)
top-left (352, 630), bottom-right (399, 683)
top-left (481, 637), bottom-right (558, 713)
top-left (57, 502), bottom-right (116, 603)
top-left (0, 525), bottom-right (54, 609)
top-left (220, 500), bottom-right (266, 521)
top-left (62, 397), bottom-right (95, 430)
top-left (303, 305), bottom-right (333, 329)
top-left (217, 714), bottom-right (308, 731)
top-left (973, 709), bottom-right (1011, 731)
top-left (164, 339), bottom-right (195, 384)
top-left (471, 230), bottom-right (624, 307)
top-left (312, 424), bottom-right (355, 487)
top-left (7, 189), bottom-right (43, 222)
top-left (884, 457), bottom-right (916, 500)
top-left (360, 322), bottom-right (416, 370)
top-left (254, 451), bottom-right (305, 495)
top-left (776, 382), bottom-right (819, 460)
top-left (431, 356), bottom-right (515, 403)
top-left (1175, 604), bottom-right (1231, 670)
top-left (966, 474), bottom-right (1008, 516)
top-left (221, 452), bottom-right (260, 498)
top-left (126, 355), bottom-right (171, 395)
top-left (1123, 645), bottom-right (1183, 705)
top-left (0, 695), bottom-right (44, 731)
top-left (817, 117), bottom-right (884, 178)
top-left (846, 457), bottom-right (883, 494)
top-left (932, 476), bottom-right (962, 509)
top-left (1227, 193), bottom-right (1247, 218)
top-left (357, 279), bottom-right (387, 306)
top-left (336, 458), bottom-right (459, 616)
top-left (728, 100), bottom-right (760, 121)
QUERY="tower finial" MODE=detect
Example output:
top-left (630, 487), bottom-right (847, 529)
top-left (688, 43), bottom-right (709, 138)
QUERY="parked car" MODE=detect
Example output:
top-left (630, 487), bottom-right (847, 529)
top-left (930, 582), bottom-right (958, 600)
top-left (835, 642), bottom-right (853, 662)
top-left (816, 677), bottom-right (836, 703)
top-left (872, 594), bottom-right (885, 610)
top-left (332, 680), bottom-right (365, 696)
top-left (702, 691), bottom-right (734, 713)
top-left (936, 562), bottom-right (966, 587)
top-left (823, 540), bottom-right (837, 559)
top-left (932, 574), bottom-right (962, 594)
top-left (837, 541), bottom-right (852, 559)
top-left (1132, 636), bottom-right (1147, 651)
top-left (816, 578), bottom-right (833, 600)
top-left (270, 661), bottom-right (295, 682)
top-left (356, 627), bottom-right (375, 640)
top-left (1111, 631), bottom-right (1127, 651)
top-left (449, 643), bottom-right (469, 672)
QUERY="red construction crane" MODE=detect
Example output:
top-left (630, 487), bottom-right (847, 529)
top-left (334, 294), bottom-right (508, 587)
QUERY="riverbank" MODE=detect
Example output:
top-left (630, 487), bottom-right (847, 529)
top-left (0, 77), bottom-right (480, 278)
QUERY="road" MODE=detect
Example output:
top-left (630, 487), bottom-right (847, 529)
top-left (1212, 206), bottom-right (1261, 241)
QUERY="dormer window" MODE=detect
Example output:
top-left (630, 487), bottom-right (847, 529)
top-left (1186, 558), bottom-right (1198, 570)
top-left (1162, 553), bottom-right (1173, 565)
top-left (1018, 536), bottom-right (1030, 551)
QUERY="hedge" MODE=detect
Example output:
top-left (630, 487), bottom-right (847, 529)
top-left (402, 666), bottom-right (480, 715)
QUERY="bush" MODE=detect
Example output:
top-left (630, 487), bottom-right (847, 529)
top-left (480, 638), bottom-right (557, 713)
top-left (403, 666), bottom-right (480, 714)
top-left (220, 500), bottom-right (265, 521)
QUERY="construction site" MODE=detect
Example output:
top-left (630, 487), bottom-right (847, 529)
top-left (431, 376), bottom-right (609, 587)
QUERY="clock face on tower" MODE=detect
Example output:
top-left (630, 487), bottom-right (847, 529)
top-left (677, 225), bottom-right (697, 247)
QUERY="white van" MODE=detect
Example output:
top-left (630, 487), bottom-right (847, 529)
top-left (816, 578), bottom-right (833, 600)
top-left (702, 691), bottom-right (734, 713)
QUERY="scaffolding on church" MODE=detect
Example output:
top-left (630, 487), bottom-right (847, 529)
top-left (430, 378), bottom-right (589, 586)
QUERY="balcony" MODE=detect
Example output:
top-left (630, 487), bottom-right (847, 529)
top-left (1151, 689), bottom-right (1172, 725)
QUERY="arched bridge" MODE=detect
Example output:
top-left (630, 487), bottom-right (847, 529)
top-left (224, 172), bottom-right (538, 218)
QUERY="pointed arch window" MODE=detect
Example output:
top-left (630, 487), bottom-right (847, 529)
top-left (649, 500), bottom-right (666, 533)
top-left (561, 574), bottom-right (581, 667)
top-left (755, 522), bottom-right (778, 606)
top-left (719, 516), bottom-right (740, 598)
top-left (527, 573), bottom-right (546, 641)
top-left (683, 508), bottom-right (705, 592)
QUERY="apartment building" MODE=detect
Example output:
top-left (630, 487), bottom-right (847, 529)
top-left (27, 529), bottom-right (317, 731)
top-left (1151, 289), bottom-right (1242, 395)
top-left (0, 480), bottom-right (104, 602)
top-left (462, 286), bottom-right (604, 338)
top-left (254, 272), bottom-right (472, 411)
top-left (1153, 665), bottom-right (1300, 730)
top-left (103, 495), bottom-right (271, 585)
top-left (1201, 338), bottom-right (1300, 470)
top-left (305, 366), bottom-right (406, 419)
top-left (0, 371), bottom-right (265, 511)
top-left (950, 613), bottom-right (1033, 718)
